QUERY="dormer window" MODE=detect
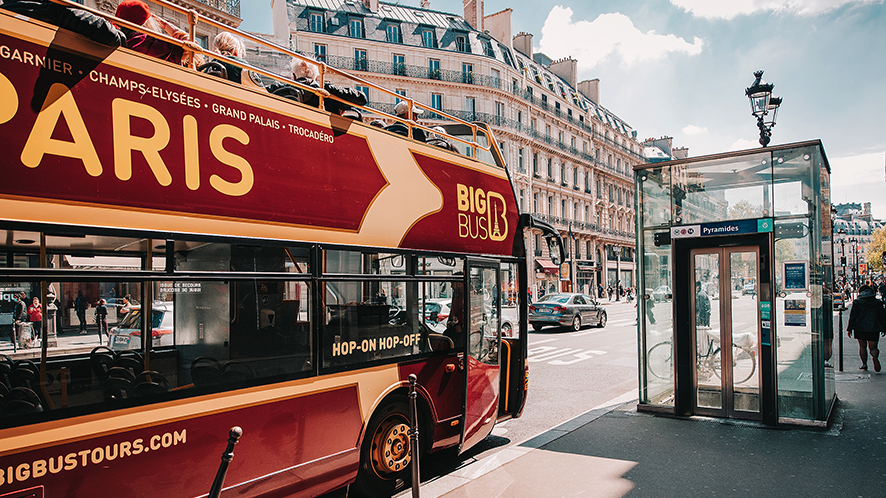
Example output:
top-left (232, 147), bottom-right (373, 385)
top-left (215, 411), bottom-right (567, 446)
top-left (309, 12), bottom-right (325, 33)
top-left (386, 24), bottom-right (402, 43)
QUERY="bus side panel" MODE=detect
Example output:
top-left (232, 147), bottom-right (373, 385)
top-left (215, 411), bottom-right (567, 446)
top-left (0, 386), bottom-right (362, 497)
top-left (398, 355), bottom-right (464, 451)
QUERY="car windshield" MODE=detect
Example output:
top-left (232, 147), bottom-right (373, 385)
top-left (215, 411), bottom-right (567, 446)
top-left (539, 294), bottom-right (570, 304)
top-left (117, 309), bottom-right (164, 329)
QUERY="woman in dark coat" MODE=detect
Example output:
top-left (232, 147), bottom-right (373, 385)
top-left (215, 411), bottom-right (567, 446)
top-left (847, 285), bottom-right (886, 371)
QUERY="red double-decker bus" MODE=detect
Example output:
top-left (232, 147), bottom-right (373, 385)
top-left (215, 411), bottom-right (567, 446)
top-left (0, 1), bottom-right (563, 496)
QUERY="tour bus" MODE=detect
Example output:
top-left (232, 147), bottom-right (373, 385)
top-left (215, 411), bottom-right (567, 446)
top-left (0, 1), bottom-right (564, 496)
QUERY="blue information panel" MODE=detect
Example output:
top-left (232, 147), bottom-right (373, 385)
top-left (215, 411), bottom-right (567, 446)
top-left (783, 261), bottom-right (808, 291)
top-left (671, 218), bottom-right (773, 239)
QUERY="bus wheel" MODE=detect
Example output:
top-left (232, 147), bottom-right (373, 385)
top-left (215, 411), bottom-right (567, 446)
top-left (354, 396), bottom-right (412, 497)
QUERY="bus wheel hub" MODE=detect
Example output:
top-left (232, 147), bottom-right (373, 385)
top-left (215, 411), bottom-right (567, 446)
top-left (371, 419), bottom-right (411, 475)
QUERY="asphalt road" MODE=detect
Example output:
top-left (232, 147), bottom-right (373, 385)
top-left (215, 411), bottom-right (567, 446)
top-left (434, 299), bottom-right (641, 470)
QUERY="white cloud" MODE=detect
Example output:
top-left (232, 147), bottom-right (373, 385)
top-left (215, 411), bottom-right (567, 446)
top-left (538, 6), bottom-right (703, 68)
top-left (682, 125), bottom-right (708, 135)
top-left (670, 0), bottom-right (880, 19)
top-left (728, 138), bottom-right (759, 151)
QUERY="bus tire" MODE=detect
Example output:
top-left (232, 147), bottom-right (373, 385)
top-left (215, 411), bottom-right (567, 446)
top-left (354, 395), bottom-right (412, 497)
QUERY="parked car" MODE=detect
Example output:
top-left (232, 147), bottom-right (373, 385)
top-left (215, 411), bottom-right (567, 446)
top-left (742, 283), bottom-right (756, 295)
top-left (497, 305), bottom-right (518, 337)
top-left (108, 301), bottom-right (174, 351)
top-left (422, 299), bottom-right (451, 333)
top-left (652, 286), bottom-right (672, 302)
top-left (529, 293), bottom-right (606, 331)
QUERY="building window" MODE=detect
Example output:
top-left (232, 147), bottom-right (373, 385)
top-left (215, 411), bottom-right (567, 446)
top-left (560, 163), bottom-right (565, 183)
top-left (517, 110), bottom-right (523, 125)
top-left (465, 96), bottom-right (476, 119)
top-left (545, 125), bottom-right (551, 138)
top-left (481, 39), bottom-right (494, 57)
top-left (313, 43), bottom-right (326, 62)
top-left (356, 85), bottom-right (369, 102)
top-left (541, 94), bottom-right (548, 109)
top-left (532, 153), bottom-right (539, 175)
top-left (309, 12), bottom-right (324, 33)
top-left (196, 34), bottom-right (209, 49)
top-left (349, 18), bottom-right (364, 38)
top-left (430, 93), bottom-right (443, 113)
top-left (354, 49), bottom-right (367, 71)
top-left (392, 54), bottom-right (405, 76)
top-left (494, 101), bottom-right (504, 124)
top-left (386, 24), bottom-right (402, 43)
top-left (518, 148), bottom-right (524, 172)
top-left (531, 118), bottom-right (536, 132)
top-left (548, 196), bottom-right (553, 216)
top-left (491, 68), bottom-right (500, 88)
top-left (585, 206), bottom-right (590, 223)
top-left (456, 35), bottom-right (468, 53)
top-left (519, 189), bottom-right (525, 211)
top-left (533, 192), bottom-right (538, 212)
top-left (573, 167), bottom-right (578, 186)
top-left (596, 180), bottom-right (601, 199)
top-left (462, 63), bottom-right (473, 84)
top-left (421, 29), bottom-right (437, 48)
top-left (547, 158), bottom-right (552, 179)
top-left (395, 89), bottom-right (407, 103)
top-left (561, 200), bottom-right (567, 219)
top-left (428, 58), bottom-right (440, 79)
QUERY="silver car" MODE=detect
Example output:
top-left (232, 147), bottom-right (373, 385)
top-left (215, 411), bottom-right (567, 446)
top-left (529, 293), bottom-right (607, 331)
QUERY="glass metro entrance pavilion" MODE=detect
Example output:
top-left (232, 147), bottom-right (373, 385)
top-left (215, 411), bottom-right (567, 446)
top-left (634, 140), bottom-right (835, 426)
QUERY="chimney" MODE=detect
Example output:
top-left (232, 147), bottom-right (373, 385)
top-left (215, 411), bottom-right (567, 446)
top-left (420, 0), bottom-right (430, 9)
top-left (549, 57), bottom-right (577, 88)
top-left (463, 0), bottom-right (484, 31)
top-left (484, 9), bottom-right (512, 49)
top-left (513, 32), bottom-right (532, 57)
top-left (364, 0), bottom-right (378, 13)
top-left (577, 78), bottom-right (599, 104)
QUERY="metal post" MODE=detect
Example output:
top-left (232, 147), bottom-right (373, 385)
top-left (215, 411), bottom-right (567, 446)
top-left (209, 426), bottom-right (242, 498)
top-left (838, 307), bottom-right (844, 372)
top-left (408, 374), bottom-right (421, 498)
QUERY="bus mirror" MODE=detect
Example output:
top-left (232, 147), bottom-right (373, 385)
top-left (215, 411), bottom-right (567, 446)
top-left (546, 236), bottom-right (564, 266)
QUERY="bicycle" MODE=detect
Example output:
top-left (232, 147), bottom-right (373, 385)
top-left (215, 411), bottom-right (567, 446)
top-left (647, 328), bottom-right (756, 384)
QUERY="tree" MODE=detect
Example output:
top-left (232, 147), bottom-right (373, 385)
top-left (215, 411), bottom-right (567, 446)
top-left (865, 226), bottom-right (886, 273)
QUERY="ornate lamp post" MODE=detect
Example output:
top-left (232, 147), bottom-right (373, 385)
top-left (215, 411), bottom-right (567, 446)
top-left (745, 70), bottom-right (782, 147)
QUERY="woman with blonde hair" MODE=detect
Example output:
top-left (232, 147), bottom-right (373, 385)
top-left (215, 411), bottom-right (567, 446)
top-left (201, 31), bottom-right (262, 87)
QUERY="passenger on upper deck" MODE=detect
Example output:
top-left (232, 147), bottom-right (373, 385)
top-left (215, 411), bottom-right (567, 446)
top-left (199, 32), bottom-right (263, 88)
top-left (1, 0), bottom-right (126, 46)
top-left (290, 58), bottom-right (366, 119)
top-left (385, 101), bottom-right (427, 142)
top-left (115, 0), bottom-right (188, 65)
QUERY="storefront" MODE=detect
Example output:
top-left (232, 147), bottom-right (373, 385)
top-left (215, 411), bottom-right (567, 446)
top-left (635, 141), bottom-right (835, 426)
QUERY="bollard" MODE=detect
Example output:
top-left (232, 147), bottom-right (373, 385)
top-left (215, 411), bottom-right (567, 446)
top-left (408, 374), bottom-right (421, 498)
top-left (838, 306), bottom-right (844, 372)
top-left (209, 426), bottom-right (242, 498)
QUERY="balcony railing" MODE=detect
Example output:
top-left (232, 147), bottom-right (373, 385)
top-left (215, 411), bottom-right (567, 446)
top-left (311, 52), bottom-right (645, 163)
top-left (196, 0), bottom-right (240, 17)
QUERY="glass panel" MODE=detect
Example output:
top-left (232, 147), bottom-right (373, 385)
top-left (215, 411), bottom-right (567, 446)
top-left (325, 250), bottom-right (405, 275)
top-left (774, 218), bottom-right (813, 419)
top-left (641, 230), bottom-right (674, 406)
top-left (694, 252), bottom-right (721, 410)
top-left (671, 152), bottom-right (772, 225)
top-left (772, 147), bottom-right (816, 217)
top-left (469, 266), bottom-right (498, 365)
top-left (638, 167), bottom-right (671, 228)
top-left (322, 281), bottom-right (436, 369)
top-left (730, 250), bottom-right (760, 413)
top-left (498, 263), bottom-right (519, 338)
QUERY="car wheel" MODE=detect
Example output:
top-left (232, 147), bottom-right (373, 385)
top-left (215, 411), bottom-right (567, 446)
top-left (531, 323), bottom-right (544, 332)
top-left (597, 312), bottom-right (607, 328)
top-left (571, 316), bottom-right (581, 331)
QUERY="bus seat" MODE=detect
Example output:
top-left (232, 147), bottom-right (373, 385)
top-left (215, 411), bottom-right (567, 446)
top-left (5, 387), bottom-right (43, 415)
top-left (132, 371), bottom-right (170, 397)
top-left (427, 333), bottom-right (454, 351)
top-left (190, 356), bottom-right (221, 388)
top-left (90, 346), bottom-right (118, 382)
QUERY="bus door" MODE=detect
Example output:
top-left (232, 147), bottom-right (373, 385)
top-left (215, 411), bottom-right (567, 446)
top-left (461, 259), bottom-right (501, 451)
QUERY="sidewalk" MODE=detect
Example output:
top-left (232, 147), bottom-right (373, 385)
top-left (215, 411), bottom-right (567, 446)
top-left (414, 371), bottom-right (885, 497)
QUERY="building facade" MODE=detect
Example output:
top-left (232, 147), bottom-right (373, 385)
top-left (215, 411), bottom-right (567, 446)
top-left (259, 0), bottom-right (641, 298)
top-left (834, 202), bottom-right (883, 284)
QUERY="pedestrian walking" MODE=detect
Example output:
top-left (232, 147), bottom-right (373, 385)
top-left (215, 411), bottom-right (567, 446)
top-left (846, 285), bottom-right (886, 372)
top-left (27, 297), bottom-right (42, 342)
top-left (74, 290), bottom-right (89, 334)
top-left (95, 299), bottom-right (109, 342)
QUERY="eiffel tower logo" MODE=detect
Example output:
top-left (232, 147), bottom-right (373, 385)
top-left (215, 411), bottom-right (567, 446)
top-left (491, 204), bottom-right (502, 239)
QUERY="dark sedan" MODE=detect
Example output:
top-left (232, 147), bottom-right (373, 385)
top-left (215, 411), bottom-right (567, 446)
top-left (529, 293), bottom-right (607, 331)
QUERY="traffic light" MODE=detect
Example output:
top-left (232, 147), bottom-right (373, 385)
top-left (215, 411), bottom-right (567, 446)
top-left (841, 257), bottom-right (847, 267)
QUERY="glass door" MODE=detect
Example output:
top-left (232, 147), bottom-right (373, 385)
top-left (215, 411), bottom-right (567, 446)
top-left (690, 246), bottom-right (761, 420)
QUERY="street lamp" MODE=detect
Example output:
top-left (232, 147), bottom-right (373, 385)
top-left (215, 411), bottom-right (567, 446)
top-left (745, 70), bottom-right (782, 147)
top-left (850, 237), bottom-right (860, 290)
top-left (837, 228), bottom-right (847, 280)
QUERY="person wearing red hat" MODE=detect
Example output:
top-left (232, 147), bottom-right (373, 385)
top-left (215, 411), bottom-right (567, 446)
top-left (115, 0), bottom-right (187, 65)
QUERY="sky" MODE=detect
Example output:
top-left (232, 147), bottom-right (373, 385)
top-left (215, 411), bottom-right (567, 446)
top-left (238, 0), bottom-right (886, 220)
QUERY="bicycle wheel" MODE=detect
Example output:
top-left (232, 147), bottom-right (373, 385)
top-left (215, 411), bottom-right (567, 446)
top-left (731, 346), bottom-right (756, 384)
top-left (647, 342), bottom-right (674, 380)
top-left (711, 346), bottom-right (756, 384)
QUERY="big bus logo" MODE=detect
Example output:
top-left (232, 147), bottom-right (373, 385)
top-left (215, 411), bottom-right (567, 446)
top-left (456, 183), bottom-right (507, 242)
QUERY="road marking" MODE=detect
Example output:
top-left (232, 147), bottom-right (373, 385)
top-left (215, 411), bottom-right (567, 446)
top-left (528, 338), bottom-right (559, 346)
top-left (528, 346), bottom-right (607, 365)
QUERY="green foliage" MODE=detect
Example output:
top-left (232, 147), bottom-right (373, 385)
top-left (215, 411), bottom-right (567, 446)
top-left (865, 226), bottom-right (886, 273)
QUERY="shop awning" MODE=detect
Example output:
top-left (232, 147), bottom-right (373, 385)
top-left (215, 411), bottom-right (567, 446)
top-left (576, 263), bottom-right (596, 271)
top-left (535, 258), bottom-right (559, 274)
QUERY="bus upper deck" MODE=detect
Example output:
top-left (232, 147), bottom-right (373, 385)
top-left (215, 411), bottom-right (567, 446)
top-left (0, 3), bottom-right (564, 496)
